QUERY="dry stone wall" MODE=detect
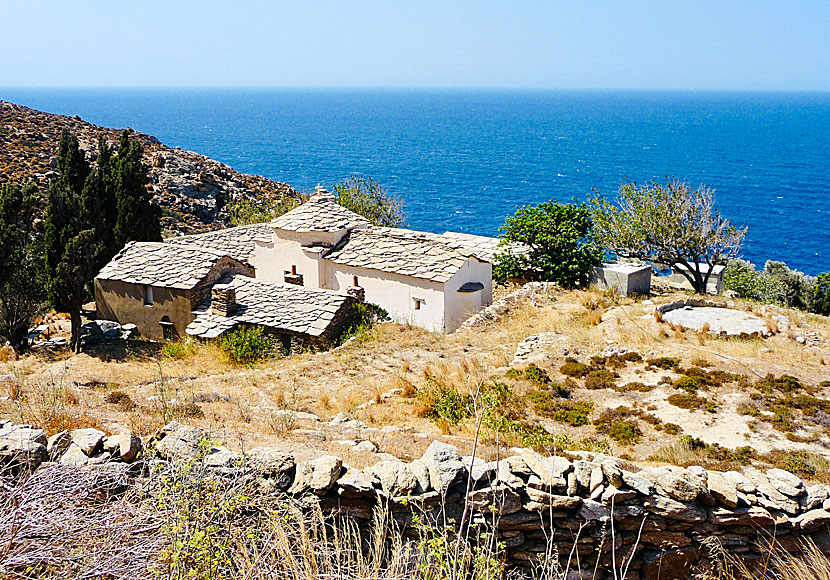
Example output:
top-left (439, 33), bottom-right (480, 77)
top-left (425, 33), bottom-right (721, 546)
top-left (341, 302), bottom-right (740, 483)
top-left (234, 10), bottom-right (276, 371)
top-left (3, 419), bottom-right (830, 580)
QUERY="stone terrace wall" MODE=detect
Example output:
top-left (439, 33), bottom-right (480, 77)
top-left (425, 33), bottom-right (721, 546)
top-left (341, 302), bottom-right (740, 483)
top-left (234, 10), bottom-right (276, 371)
top-left (3, 420), bottom-right (830, 580)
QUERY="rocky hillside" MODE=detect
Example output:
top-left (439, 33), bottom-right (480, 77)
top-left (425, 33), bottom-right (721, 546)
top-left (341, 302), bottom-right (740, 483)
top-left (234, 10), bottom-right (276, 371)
top-left (0, 101), bottom-right (300, 234)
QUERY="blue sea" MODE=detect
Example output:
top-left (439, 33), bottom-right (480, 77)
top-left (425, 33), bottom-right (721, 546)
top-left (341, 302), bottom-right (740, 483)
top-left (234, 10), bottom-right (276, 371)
top-left (2, 88), bottom-right (828, 275)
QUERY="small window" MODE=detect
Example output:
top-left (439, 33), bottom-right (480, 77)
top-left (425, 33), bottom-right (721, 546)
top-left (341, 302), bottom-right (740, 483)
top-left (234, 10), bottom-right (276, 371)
top-left (160, 316), bottom-right (174, 340)
top-left (144, 286), bottom-right (154, 306)
top-left (413, 297), bottom-right (424, 310)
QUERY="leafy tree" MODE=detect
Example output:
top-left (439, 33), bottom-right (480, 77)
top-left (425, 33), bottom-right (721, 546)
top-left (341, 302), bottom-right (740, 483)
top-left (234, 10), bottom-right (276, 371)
top-left (333, 175), bottom-right (405, 227)
top-left (114, 130), bottom-right (161, 246)
top-left (228, 196), bottom-right (300, 226)
top-left (0, 183), bottom-right (47, 350)
top-left (591, 179), bottom-right (746, 294)
top-left (764, 261), bottom-right (813, 310)
top-left (723, 259), bottom-right (786, 305)
top-left (810, 273), bottom-right (830, 316)
top-left (493, 201), bottom-right (602, 288)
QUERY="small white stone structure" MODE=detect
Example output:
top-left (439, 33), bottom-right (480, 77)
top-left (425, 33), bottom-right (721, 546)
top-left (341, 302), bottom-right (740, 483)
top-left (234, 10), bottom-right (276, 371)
top-left (589, 262), bottom-right (652, 296)
top-left (670, 263), bottom-right (726, 295)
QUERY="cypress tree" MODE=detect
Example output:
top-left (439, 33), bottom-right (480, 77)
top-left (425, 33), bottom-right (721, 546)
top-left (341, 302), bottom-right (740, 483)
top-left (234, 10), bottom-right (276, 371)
top-left (114, 130), bottom-right (161, 246)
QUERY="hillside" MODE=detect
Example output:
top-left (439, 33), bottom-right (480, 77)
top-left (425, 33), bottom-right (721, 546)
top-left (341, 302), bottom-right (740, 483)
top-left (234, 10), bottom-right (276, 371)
top-left (0, 101), bottom-right (300, 234)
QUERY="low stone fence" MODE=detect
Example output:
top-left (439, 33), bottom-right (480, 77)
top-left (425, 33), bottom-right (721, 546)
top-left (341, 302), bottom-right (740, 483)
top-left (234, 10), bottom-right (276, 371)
top-left (3, 420), bottom-right (830, 579)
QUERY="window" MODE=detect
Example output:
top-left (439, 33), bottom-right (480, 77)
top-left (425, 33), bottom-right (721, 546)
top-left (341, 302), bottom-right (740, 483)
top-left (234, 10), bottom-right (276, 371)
top-left (160, 316), bottom-right (174, 340)
top-left (413, 297), bottom-right (424, 310)
top-left (144, 285), bottom-right (154, 306)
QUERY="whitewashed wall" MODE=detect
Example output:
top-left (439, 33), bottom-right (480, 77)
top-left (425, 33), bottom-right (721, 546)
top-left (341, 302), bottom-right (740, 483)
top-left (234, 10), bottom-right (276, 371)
top-left (442, 259), bottom-right (493, 332)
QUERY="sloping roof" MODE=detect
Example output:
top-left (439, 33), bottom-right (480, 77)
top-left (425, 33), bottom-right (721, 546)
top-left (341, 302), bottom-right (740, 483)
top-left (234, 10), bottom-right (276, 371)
top-left (165, 224), bottom-right (272, 262)
top-left (323, 226), bottom-right (482, 283)
top-left (440, 231), bottom-right (527, 263)
top-left (270, 194), bottom-right (369, 233)
top-left (96, 242), bottom-right (233, 290)
top-left (186, 274), bottom-right (352, 338)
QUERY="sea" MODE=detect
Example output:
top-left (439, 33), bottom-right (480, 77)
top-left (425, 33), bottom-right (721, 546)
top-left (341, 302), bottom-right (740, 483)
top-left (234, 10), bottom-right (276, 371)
top-left (2, 88), bottom-right (828, 275)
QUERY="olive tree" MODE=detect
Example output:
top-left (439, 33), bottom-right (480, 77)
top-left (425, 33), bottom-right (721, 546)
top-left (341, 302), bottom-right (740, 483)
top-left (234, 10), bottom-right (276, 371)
top-left (591, 180), bottom-right (745, 294)
top-left (334, 175), bottom-right (405, 228)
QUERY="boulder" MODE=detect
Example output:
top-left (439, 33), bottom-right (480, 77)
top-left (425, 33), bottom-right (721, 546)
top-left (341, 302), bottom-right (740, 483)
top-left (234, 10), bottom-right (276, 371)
top-left (621, 470), bottom-right (653, 495)
top-left (202, 446), bottom-right (242, 470)
top-left (805, 484), bottom-right (830, 510)
top-left (247, 447), bottom-right (295, 488)
top-left (103, 432), bottom-right (142, 463)
top-left (70, 428), bottom-right (106, 456)
top-left (354, 440), bottom-right (377, 453)
top-left (59, 443), bottom-right (89, 467)
top-left (641, 466), bottom-right (706, 503)
top-left (0, 423), bottom-right (48, 470)
top-left (765, 468), bottom-right (805, 498)
top-left (154, 422), bottom-right (204, 460)
top-left (792, 509), bottom-right (830, 531)
top-left (578, 498), bottom-right (609, 522)
top-left (421, 441), bottom-right (465, 495)
top-left (600, 460), bottom-right (624, 488)
top-left (409, 459), bottom-right (432, 492)
top-left (47, 431), bottom-right (72, 460)
top-left (468, 485), bottom-right (522, 514)
top-left (707, 471), bottom-right (739, 508)
top-left (369, 459), bottom-right (419, 496)
top-left (643, 494), bottom-right (706, 523)
top-left (336, 467), bottom-right (380, 498)
top-left (463, 455), bottom-right (497, 485)
top-left (524, 487), bottom-right (582, 510)
top-left (289, 455), bottom-right (342, 495)
top-left (516, 449), bottom-right (571, 488)
top-left (589, 466), bottom-right (604, 493)
top-left (573, 460), bottom-right (594, 489)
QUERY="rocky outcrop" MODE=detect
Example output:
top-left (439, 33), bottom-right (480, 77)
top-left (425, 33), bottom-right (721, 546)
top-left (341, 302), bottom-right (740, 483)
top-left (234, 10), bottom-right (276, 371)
top-left (4, 418), bottom-right (829, 579)
top-left (0, 101), bottom-right (301, 235)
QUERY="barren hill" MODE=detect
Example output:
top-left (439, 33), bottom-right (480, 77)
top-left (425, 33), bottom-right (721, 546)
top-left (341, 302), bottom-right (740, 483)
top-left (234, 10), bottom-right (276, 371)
top-left (0, 100), bottom-right (300, 234)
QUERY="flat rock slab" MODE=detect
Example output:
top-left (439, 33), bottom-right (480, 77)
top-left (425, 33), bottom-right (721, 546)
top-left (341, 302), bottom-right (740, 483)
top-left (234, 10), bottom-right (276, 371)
top-left (662, 306), bottom-right (769, 337)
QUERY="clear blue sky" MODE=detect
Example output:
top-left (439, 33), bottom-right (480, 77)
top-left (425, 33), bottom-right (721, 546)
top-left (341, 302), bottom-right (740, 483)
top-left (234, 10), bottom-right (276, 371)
top-left (3, 1), bottom-right (829, 90)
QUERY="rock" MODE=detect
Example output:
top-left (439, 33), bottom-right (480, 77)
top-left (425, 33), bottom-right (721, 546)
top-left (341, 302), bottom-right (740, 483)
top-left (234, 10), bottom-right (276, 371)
top-left (707, 471), bottom-right (739, 508)
top-left (47, 431), bottom-right (72, 459)
top-left (805, 484), bottom-right (830, 510)
top-left (621, 470), bottom-right (653, 495)
top-left (792, 509), bottom-right (830, 531)
top-left (687, 465), bottom-right (707, 482)
top-left (247, 447), bottom-right (295, 488)
top-left (0, 424), bottom-right (48, 470)
top-left (154, 422), bottom-right (204, 460)
top-left (59, 443), bottom-right (89, 467)
top-left (708, 506), bottom-right (774, 526)
top-left (590, 484), bottom-right (604, 501)
top-left (496, 459), bottom-right (525, 490)
top-left (525, 487), bottom-right (582, 510)
top-left (643, 495), bottom-right (706, 522)
top-left (70, 428), bottom-right (107, 456)
top-left (409, 459), bottom-right (432, 492)
top-left (573, 460), bottom-right (594, 489)
top-left (463, 456), bottom-right (497, 485)
top-left (567, 471), bottom-right (578, 496)
top-left (354, 440), bottom-right (377, 453)
top-left (589, 467), bottom-right (604, 493)
top-left (103, 432), bottom-right (142, 463)
top-left (601, 485), bottom-right (637, 504)
top-left (642, 546), bottom-right (698, 580)
top-left (421, 441), bottom-right (465, 495)
top-left (505, 455), bottom-right (533, 478)
top-left (290, 455), bottom-right (342, 495)
top-left (578, 499), bottom-right (609, 522)
top-left (746, 469), bottom-right (800, 515)
top-left (641, 466), bottom-right (706, 503)
top-left (600, 460), bottom-right (623, 488)
top-left (765, 468), bottom-right (805, 498)
top-left (516, 448), bottom-right (571, 487)
top-left (369, 459), bottom-right (418, 496)
top-left (337, 467), bottom-right (380, 498)
top-left (468, 485), bottom-right (522, 514)
top-left (723, 470), bottom-right (755, 494)
top-left (202, 446), bottom-right (242, 469)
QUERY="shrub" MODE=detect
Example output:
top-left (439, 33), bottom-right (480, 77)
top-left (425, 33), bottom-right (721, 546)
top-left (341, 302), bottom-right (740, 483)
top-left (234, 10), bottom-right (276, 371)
top-left (523, 363), bottom-right (551, 386)
top-left (765, 261), bottom-right (814, 310)
top-left (723, 259), bottom-right (786, 304)
top-left (161, 339), bottom-right (196, 360)
top-left (668, 393), bottom-right (709, 410)
top-left (584, 369), bottom-right (617, 390)
top-left (620, 351), bottom-right (643, 363)
top-left (780, 452), bottom-right (818, 478)
top-left (615, 381), bottom-right (654, 393)
top-left (809, 273), bottom-right (830, 316)
top-left (673, 376), bottom-right (704, 392)
top-left (220, 326), bottom-right (276, 365)
top-left (528, 391), bottom-right (593, 426)
top-left (756, 373), bottom-right (803, 393)
top-left (338, 302), bottom-right (389, 344)
top-left (607, 421), bottom-right (643, 445)
top-left (418, 378), bottom-right (473, 425)
top-left (104, 390), bottom-right (135, 411)
top-left (647, 357), bottom-right (680, 370)
top-left (560, 360), bottom-right (590, 378)
top-left (504, 368), bottom-right (522, 380)
top-left (662, 422), bottom-right (682, 435)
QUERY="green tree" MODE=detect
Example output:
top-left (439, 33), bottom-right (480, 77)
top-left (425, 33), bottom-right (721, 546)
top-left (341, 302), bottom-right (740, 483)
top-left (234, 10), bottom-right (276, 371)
top-left (591, 179), bottom-right (746, 294)
top-left (114, 130), bottom-right (161, 246)
top-left (723, 259), bottom-right (786, 304)
top-left (82, 136), bottom-right (119, 270)
top-left (228, 196), bottom-right (300, 225)
top-left (764, 260), bottom-right (813, 309)
top-left (810, 273), bottom-right (830, 316)
top-left (333, 175), bottom-right (405, 227)
top-left (0, 183), bottom-right (47, 350)
top-left (493, 201), bottom-right (602, 288)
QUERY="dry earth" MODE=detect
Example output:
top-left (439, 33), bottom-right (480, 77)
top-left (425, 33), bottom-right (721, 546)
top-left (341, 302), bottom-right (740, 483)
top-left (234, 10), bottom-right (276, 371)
top-left (2, 281), bottom-right (829, 477)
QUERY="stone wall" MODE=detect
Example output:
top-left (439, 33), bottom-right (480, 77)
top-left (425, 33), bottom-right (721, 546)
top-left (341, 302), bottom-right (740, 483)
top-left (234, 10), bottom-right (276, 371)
top-left (3, 419), bottom-right (829, 580)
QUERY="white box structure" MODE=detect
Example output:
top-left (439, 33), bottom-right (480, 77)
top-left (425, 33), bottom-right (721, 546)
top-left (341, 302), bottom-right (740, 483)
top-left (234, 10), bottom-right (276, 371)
top-left (589, 263), bottom-right (652, 296)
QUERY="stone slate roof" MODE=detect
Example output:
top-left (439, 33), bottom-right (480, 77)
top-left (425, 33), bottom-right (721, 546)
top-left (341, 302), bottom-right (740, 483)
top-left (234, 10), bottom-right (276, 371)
top-left (165, 224), bottom-right (272, 262)
top-left (324, 227), bottom-right (482, 283)
top-left (440, 231), bottom-right (527, 263)
top-left (270, 195), bottom-right (369, 233)
top-left (186, 274), bottom-right (352, 339)
top-left (96, 242), bottom-right (232, 290)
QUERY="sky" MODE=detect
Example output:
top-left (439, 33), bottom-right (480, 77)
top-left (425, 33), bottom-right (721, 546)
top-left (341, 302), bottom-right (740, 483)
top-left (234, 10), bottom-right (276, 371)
top-left (2, 1), bottom-right (830, 91)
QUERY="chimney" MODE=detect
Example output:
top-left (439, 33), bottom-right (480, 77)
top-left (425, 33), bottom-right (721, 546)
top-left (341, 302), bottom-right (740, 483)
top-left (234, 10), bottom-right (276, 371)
top-left (284, 264), bottom-right (304, 286)
top-left (346, 275), bottom-right (365, 301)
top-left (211, 284), bottom-right (236, 317)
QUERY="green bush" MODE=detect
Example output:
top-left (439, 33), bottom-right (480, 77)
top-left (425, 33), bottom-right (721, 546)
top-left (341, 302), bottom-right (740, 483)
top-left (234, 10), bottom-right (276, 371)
top-left (755, 373), bottom-right (803, 393)
top-left (780, 452), bottom-right (817, 478)
top-left (528, 391), bottom-right (593, 426)
top-left (661, 423), bottom-right (682, 435)
top-left (493, 200), bottom-right (603, 287)
top-left (505, 368), bottom-right (522, 380)
top-left (765, 261), bottom-right (813, 309)
top-left (723, 259), bottom-right (786, 304)
top-left (523, 363), bottom-right (551, 386)
top-left (673, 376), bottom-right (704, 392)
top-left (614, 381), bottom-right (654, 393)
top-left (646, 357), bottom-right (680, 370)
top-left (668, 392), bottom-right (711, 411)
top-left (810, 273), bottom-right (830, 316)
top-left (161, 339), bottom-right (196, 360)
top-left (220, 326), bottom-right (277, 365)
top-left (419, 378), bottom-right (472, 425)
top-left (584, 369), bottom-right (617, 390)
top-left (560, 360), bottom-right (590, 378)
top-left (606, 421), bottom-right (642, 445)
